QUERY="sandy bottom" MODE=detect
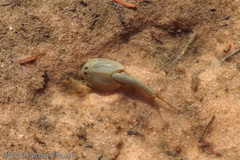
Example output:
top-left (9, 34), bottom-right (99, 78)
top-left (0, 0), bottom-right (240, 159)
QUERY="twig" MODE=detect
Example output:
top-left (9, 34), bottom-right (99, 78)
top-left (198, 115), bottom-right (222, 157)
top-left (220, 49), bottom-right (240, 62)
top-left (173, 32), bottom-right (197, 63)
top-left (191, 49), bottom-right (240, 91)
top-left (0, 0), bottom-right (12, 6)
top-left (198, 49), bottom-right (240, 75)
top-left (18, 53), bottom-right (46, 65)
top-left (112, 0), bottom-right (137, 9)
top-left (199, 115), bottom-right (215, 141)
top-left (18, 55), bottom-right (37, 65)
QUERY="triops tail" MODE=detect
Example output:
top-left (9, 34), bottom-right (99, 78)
top-left (156, 95), bottom-right (179, 114)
